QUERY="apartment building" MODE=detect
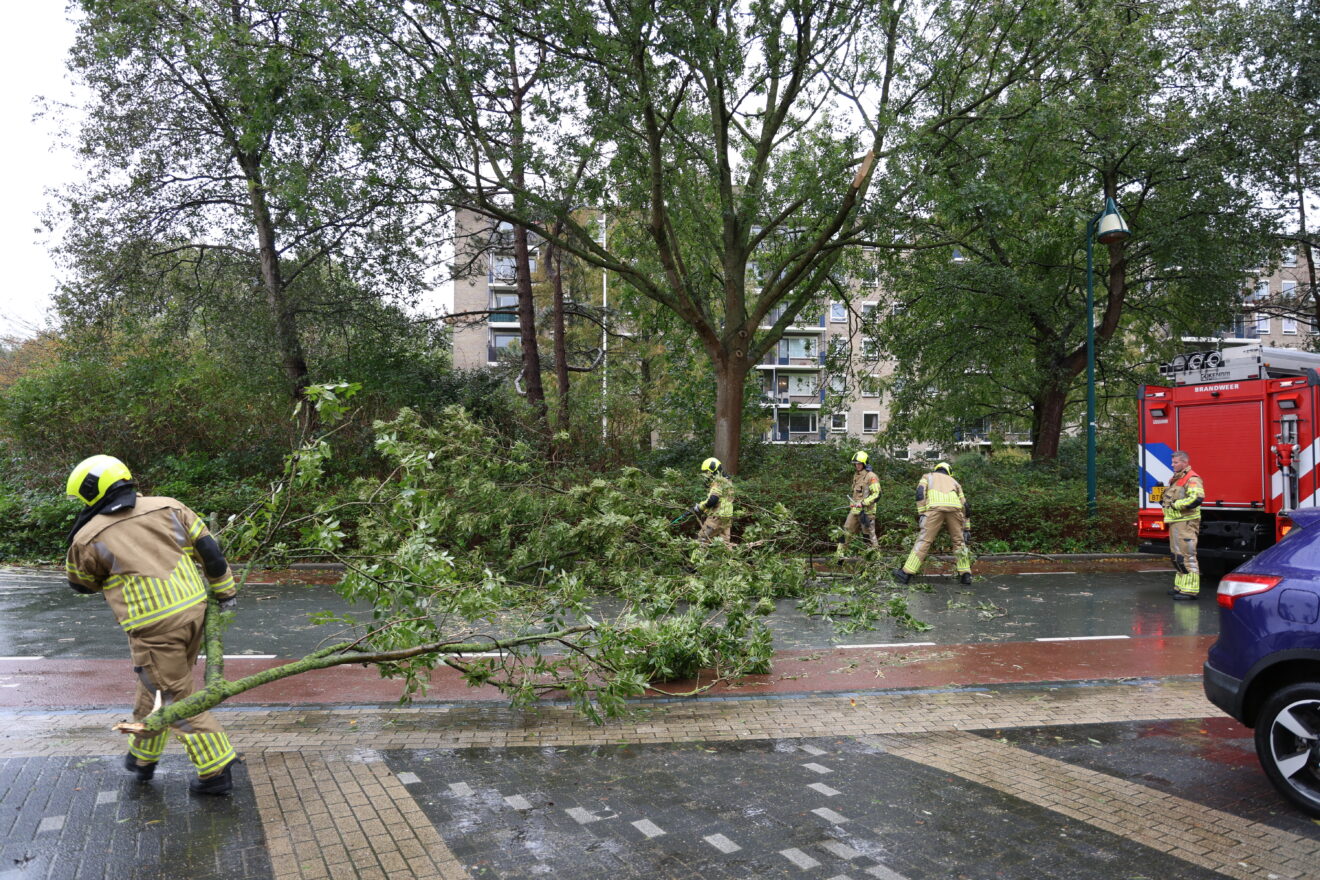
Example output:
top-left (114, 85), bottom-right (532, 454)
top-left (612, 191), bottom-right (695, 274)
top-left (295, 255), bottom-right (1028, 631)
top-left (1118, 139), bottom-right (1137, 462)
top-left (448, 209), bottom-right (917, 446)
top-left (1227, 248), bottom-right (1318, 345)
top-left (449, 208), bottom-right (540, 371)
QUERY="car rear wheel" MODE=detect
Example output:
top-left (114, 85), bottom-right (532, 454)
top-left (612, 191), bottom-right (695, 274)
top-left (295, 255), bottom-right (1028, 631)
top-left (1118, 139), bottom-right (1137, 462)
top-left (1255, 683), bottom-right (1320, 817)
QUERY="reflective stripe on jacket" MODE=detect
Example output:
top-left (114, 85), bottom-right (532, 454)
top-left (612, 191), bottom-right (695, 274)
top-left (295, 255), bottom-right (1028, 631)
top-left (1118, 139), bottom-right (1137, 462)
top-left (916, 471), bottom-right (965, 514)
top-left (1163, 468), bottom-right (1204, 523)
top-left (852, 469), bottom-right (880, 512)
top-left (703, 474), bottom-right (734, 519)
top-left (66, 496), bottom-right (237, 635)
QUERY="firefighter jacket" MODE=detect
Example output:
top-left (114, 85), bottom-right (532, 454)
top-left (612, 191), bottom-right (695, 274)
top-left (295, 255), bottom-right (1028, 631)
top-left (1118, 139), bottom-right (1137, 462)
top-left (1163, 468), bottom-right (1204, 523)
top-left (851, 468), bottom-right (881, 513)
top-left (66, 496), bottom-right (237, 637)
top-left (700, 474), bottom-right (735, 519)
top-left (916, 471), bottom-right (965, 515)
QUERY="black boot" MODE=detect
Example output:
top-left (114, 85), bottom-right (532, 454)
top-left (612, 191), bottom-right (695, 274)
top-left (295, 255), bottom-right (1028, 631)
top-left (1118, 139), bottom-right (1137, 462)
top-left (189, 762), bottom-right (233, 796)
top-left (891, 568), bottom-right (911, 585)
top-left (1171, 591), bottom-right (1199, 601)
top-left (124, 753), bottom-right (156, 782)
top-left (959, 572), bottom-right (972, 585)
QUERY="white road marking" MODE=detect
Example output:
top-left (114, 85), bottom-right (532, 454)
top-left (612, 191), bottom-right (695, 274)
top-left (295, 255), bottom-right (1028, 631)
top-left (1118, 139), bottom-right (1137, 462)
top-left (803, 762), bottom-right (833, 774)
top-left (1018, 571), bottom-right (1074, 575)
top-left (811, 807), bottom-right (849, 824)
top-left (808, 783), bottom-right (841, 797)
top-left (632, 819), bottom-right (665, 838)
top-left (800, 744), bottom-right (826, 756)
top-left (820, 840), bottom-right (861, 860)
top-left (37, 816), bottom-right (65, 834)
top-left (780, 848), bottom-right (821, 870)
top-left (705, 833), bottom-right (740, 854)
top-left (565, 807), bottom-right (601, 824)
top-left (95, 791), bottom-right (118, 805)
top-left (397, 772), bottom-right (421, 785)
top-left (448, 782), bottom-right (474, 796)
top-left (1035, 635), bottom-right (1130, 642)
top-left (504, 795), bottom-right (532, 810)
top-left (838, 642), bottom-right (936, 650)
top-left (0, 656), bottom-right (42, 661)
top-left (867, 865), bottom-right (910, 880)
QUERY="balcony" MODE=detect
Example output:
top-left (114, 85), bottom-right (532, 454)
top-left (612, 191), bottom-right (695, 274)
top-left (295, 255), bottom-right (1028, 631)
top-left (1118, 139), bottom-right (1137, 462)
top-left (489, 309), bottom-right (519, 325)
top-left (760, 308), bottom-right (826, 332)
top-left (770, 428), bottom-right (827, 443)
top-left (760, 393), bottom-right (823, 408)
top-left (756, 350), bottom-right (827, 369)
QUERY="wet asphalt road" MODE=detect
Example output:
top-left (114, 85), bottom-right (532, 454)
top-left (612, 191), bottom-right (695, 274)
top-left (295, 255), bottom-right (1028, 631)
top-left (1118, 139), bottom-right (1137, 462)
top-left (0, 565), bottom-right (1216, 659)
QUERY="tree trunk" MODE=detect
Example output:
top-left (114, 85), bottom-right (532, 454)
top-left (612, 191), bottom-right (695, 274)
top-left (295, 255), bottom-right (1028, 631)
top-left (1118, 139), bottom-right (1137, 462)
top-left (713, 355), bottom-right (750, 474)
top-left (242, 158), bottom-right (309, 398)
top-left (512, 224), bottom-right (549, 428)
top-left (1030, 378), bottom-right (1069, 461)
top-left (549, 240), bottom-right (570, 437)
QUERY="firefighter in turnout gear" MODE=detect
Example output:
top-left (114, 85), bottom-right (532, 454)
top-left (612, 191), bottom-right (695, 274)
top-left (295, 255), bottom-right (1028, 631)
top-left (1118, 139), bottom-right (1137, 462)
top-left (892, 461), bottom-right (972, 585)
top-left (694, 457), bottom-right (735, 544)
top-left (64, 455), bottom-right (240, 795)
top-left (1163, 449), bottom-right (1204, 600)
top-left (839, 451), bottom-right (881, 552)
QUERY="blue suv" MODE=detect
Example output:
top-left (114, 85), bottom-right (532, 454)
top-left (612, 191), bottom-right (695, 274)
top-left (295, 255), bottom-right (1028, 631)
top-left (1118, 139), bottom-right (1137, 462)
top-left (1205, 508), bottom-right (1320, 815)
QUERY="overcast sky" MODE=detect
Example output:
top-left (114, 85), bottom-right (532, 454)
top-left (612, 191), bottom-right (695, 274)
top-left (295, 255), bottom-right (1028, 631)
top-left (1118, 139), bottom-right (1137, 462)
top-left (0, 6), bottom-right (81, 339)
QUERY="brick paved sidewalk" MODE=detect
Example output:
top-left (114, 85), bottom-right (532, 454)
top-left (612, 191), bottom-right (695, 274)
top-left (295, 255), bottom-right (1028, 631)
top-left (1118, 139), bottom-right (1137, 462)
top-left (4, 679), bottom-right (1318, 880)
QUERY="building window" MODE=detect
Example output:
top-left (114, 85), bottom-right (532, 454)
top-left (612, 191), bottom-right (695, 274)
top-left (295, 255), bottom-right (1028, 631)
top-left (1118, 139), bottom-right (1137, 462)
top-left (830, 413), bottom-right (847, 432)
top-left (788, 374), bottom-right (816, 395)
top-left (830, 302), bottom-right (847, 322)
top-left (1257, 312), bottom-right (1271, 335)
top-left (861, 375), bottom-right (882, 398)
top-left (889, 301), bottom-right (906, 316)
top-left (779, 412), bottom-right (818, 434)
top-left (782, 336), bottom-right (816, 359)
top-left (1283, 248), bottom-right (1298, 267)
top-left (490, 255), bottom-right (518, 283)
top-left (1255, 280), bottom-right (1270, 299)
top-left (863, 412), bottom-right (880, 434)
top-left (1283, 317), bottom-right (1298, 335)
top-left (1282, 280), bottom-right (1298, 299)
top-left (892, 447), bottom-right (909, 460)
top-left (828, 374), bottom-right (846, 393)
top-left (491, 292), bottom-right (519, 323)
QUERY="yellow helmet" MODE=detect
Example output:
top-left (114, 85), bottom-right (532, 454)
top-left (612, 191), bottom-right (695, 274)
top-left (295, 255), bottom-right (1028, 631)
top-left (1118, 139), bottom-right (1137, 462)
top-left (700, 457), bottom-right (722, 475)
top-left (67, 455), bottom-right (133, 506)
top-left (852, 451), bottom-right (868, 465)
top-left (933, 461), bottom-right (952, 474)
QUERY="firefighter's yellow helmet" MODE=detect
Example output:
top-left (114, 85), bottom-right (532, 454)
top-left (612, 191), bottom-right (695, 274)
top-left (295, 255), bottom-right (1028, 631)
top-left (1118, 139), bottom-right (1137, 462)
top-left (933, 461), bottom-right (952, 474)
top-left (700, 457), bottom-right (722, 475)
top-left (852, 451), bottom-right (869, 465)
top-left (67, 455), bottom-right (133, 506)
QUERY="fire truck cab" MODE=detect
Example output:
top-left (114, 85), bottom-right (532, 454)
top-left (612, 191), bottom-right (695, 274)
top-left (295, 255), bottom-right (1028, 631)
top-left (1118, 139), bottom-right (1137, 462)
top-left (1139, 344), bottom-right (1320, 567)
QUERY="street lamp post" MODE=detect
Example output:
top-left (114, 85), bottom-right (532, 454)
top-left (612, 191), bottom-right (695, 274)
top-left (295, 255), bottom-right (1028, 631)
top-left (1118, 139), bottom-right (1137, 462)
top-left (1085, 197), bottom-right (1130, 517)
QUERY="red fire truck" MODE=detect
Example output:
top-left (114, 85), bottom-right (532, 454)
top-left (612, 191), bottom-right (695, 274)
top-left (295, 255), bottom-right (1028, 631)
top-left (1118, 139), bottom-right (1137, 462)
top-left (1138, 344), bottom-right (1320, 568)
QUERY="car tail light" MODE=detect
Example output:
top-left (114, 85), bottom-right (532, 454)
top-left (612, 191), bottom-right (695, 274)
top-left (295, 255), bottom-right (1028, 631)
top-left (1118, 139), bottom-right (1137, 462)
top-left (1217, 573), bottom-right (1283, 609)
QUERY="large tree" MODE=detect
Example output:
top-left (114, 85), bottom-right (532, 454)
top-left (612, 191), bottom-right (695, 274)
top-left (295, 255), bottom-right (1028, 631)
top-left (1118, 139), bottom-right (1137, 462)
top-left (55, 0), bottom-right (429, 399)
top-left (1224, 0), bottom-right (1320, 324)
top-left (876, 0), bottom-right (1277, 459)
top-left (352, 0), bottom-right (1077, 472)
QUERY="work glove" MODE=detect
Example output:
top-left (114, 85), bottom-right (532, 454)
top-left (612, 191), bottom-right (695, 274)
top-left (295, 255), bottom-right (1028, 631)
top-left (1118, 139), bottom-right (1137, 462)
top-left (218, 597), bottom-right (237, 613)
top-left (964, 530), bottom-right (973, 543)
top-left (692, 503), bottom-right (704, 516)
top-left (918, 515), bottom-right (926, 530)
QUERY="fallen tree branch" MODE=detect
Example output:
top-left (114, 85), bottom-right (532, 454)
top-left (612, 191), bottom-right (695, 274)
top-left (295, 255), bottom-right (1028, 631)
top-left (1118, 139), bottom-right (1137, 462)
top-left (115, 596), bottom-right (592, 735)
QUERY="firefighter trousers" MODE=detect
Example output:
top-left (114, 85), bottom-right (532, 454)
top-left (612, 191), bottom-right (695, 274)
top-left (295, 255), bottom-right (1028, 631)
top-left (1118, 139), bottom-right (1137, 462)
top-left (842, 509), bottom-right (877, 547)
top-left (1168, 518), bottom-right (1200, 595)
top-left (699, 515), bottom-right (732, 544)
top-left (902, 509), bottom-right (971, 575)
top-left (127, 612), bottom-right (236, 777)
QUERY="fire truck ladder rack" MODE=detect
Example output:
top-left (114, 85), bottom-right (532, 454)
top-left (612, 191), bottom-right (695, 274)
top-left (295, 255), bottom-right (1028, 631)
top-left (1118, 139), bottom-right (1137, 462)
top-left (1160, 344), bottom-right (1320, 386)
